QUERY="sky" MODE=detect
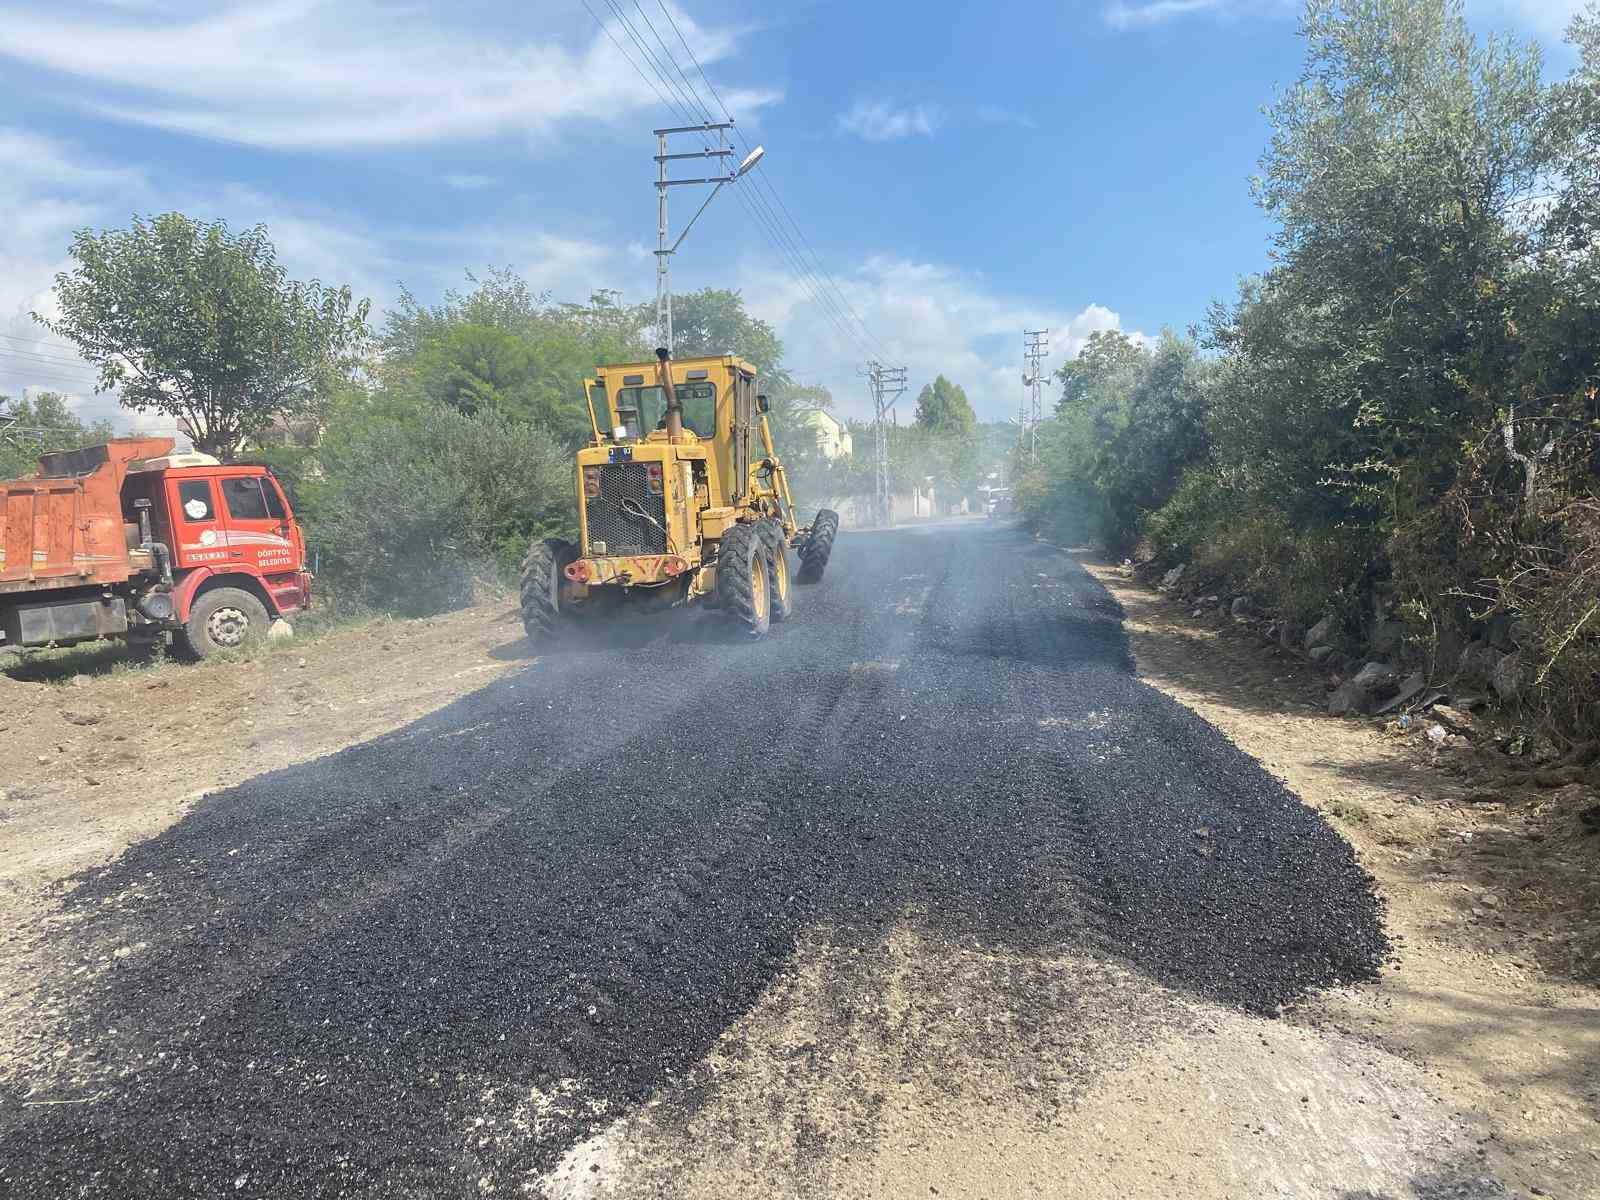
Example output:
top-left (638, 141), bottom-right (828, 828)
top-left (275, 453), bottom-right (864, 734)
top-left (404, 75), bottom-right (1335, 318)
top-left (0, 0), bottom-right (1588, 435)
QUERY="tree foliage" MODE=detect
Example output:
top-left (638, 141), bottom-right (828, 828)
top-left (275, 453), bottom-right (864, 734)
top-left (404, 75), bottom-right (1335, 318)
top-left (913, 375), bottom-right (976, 438)
top-left (41, 214), bottom-right (371, 460)
top-left (0, 392), bottom-right (115, 479)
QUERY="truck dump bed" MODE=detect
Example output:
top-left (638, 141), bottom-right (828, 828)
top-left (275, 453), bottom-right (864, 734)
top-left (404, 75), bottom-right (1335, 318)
top-left (0, 437), bottom-right (174, 597)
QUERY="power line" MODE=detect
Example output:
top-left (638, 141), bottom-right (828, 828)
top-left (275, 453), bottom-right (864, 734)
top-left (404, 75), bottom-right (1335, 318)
top-left (586, 1), bottom-right (886, 361)
top-left (653, 1), bottom-right (889, 361)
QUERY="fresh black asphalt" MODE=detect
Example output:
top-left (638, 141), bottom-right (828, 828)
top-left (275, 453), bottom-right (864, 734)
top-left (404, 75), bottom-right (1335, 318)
top-left (0, 523), bottom-right (1386, 1197)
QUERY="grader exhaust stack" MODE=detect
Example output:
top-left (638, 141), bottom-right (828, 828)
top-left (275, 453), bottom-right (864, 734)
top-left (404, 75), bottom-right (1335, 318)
top-left (655, 347), bottom-right (683, 443)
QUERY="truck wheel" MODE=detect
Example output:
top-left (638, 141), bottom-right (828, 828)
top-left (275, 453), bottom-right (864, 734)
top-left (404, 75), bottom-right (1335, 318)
top-left (717, 522), bottom-right (771, 636)
top-left (797, 509), bottom-right (839, 584)
top-left (758, 521), bottom-right (794, 622)
top-left (174, 587), bottom-right (270, 660)
top-left (520, 538), bottom-right (576, 643)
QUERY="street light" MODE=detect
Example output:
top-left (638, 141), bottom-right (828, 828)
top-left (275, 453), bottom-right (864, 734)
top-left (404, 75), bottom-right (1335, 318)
top-left (654, 122), bottom-right (766, 351)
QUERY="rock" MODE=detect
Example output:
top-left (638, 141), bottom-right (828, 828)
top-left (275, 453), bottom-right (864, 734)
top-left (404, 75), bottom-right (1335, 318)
top-left (1492, 652), bottom-right (1530, 701)
top-left (1309, 645), bottom-right (1336, 663)
top-left (267, 619), bottom-right (294, 643)
top-left (1304, 615), bottom-right (1336, 651)
top-left (1230, 596), bottom-right (1253, 618)
top-left (68, 675), bottom-right (91, 689)
top-left (1328, 662), bottom-right (1399, 717)
top-left (1159, 564), bottom-right (1186, 590)
top-left (1430, 705), bottom-right (1478, 736)
top-left (1458, 641), bottom-right (1503, 682)
top-left (1480, 893), bottom-right (1500, 909)
top-left (1425, 723), bottom-right (1448, 746)
top-left (1375, 670), bottom-right (1427, 714)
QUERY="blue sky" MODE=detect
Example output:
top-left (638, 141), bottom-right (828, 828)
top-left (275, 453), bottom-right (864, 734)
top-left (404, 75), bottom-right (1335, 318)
top-left (0, 0), bottom-right (1585, 432)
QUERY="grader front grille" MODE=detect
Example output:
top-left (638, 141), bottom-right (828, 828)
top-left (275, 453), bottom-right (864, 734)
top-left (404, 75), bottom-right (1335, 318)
top-left (584, 463), bottom-right (667, 556)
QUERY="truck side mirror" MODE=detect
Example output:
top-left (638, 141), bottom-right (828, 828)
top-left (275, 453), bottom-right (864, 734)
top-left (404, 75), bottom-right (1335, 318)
top-left (756, 394), bottom-right (770, 414)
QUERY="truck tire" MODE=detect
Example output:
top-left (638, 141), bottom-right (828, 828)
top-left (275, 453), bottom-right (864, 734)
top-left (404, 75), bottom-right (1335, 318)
top-left (174, 587), bottom-right (270, 661)
top-left (520, 538), bottom-right (576, 643)
top-left (758, 520), bottom-right (794, 622)
top-left (717, 522), bottom-right (771, 636)
top-left (797, 509), bottom-right (839, 584)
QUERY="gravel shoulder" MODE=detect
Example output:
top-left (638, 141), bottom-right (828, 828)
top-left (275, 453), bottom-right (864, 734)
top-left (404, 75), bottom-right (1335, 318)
top-left (1082, 557), bottom-right (1600, 1198)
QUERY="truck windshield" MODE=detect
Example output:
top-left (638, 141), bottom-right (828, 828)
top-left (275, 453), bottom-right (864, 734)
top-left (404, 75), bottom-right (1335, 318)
top-left (616, 383), bottom-right (715, 438)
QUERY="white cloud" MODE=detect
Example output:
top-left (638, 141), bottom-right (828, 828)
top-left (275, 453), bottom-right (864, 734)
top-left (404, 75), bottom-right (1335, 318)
top-left (734, 254), bottom-right (1140, 424)
top-left (1470, 0), bottom-right (1589, 39)
top-left (0, 126), bottom-right (636, 431)
top-left (1103, 0), bottom-right (1233, 30)
top-left (835, 100), bottom-right (942, 142)
top-left (0, 1), bottom-right (780, 150)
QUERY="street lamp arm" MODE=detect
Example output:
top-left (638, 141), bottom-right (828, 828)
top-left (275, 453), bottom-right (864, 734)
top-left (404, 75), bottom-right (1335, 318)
top-left (669, 178), bottom-right (729, 254)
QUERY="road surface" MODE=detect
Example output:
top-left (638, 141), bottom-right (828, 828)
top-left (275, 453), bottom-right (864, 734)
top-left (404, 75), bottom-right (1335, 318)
top-left (0, 522), bottom-right (1387, 1197)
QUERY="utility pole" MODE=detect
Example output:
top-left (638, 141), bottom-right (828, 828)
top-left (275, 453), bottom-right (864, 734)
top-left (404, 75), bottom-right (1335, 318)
top-left (1023, 329), bottom-right (1048, 461)
top-left (653, 122), bottom-right (765, 352)
top-left (863, 361), bottom-right (908, 527)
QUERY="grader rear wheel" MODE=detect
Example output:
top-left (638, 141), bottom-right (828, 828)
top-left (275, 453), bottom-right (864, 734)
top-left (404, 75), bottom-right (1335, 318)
top-left (717, 522), bottom-right (771, 636)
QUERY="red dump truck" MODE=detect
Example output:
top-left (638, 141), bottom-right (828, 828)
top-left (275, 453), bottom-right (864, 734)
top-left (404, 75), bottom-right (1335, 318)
top-left (0, 437), bottom-right (311, 659)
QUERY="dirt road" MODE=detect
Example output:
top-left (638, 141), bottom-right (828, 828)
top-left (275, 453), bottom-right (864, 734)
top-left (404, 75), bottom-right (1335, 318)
top-left (0, 523), bottom-right (1588, 1198)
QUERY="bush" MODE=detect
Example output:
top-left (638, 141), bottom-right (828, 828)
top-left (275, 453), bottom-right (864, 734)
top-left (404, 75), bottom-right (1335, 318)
top-left (304, 400), bottom-right (573, 615)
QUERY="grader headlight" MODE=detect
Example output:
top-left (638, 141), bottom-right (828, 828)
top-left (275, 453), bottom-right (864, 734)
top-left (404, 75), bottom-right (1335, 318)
top-left (646, 463), bottom-right (663, 494)
top-left (583, 466), bottom-right (601, 498)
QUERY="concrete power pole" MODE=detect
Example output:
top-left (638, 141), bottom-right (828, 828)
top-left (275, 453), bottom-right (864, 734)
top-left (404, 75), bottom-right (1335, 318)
top-left (652, 122), bottom-right (765, 352)
top-left (1023, 329), bottom-right (1049, 460)
top-left (865, 361), bottom-right (908, 527)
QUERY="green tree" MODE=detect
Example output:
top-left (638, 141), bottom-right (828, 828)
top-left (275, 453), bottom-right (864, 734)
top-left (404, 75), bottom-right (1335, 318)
top-left (0, 392), bottom-right (116, 479)
top-left (655, 288), bottom-right (787, 383)
top-left (384, 276), bottom-right (651, 446)
top-left (1054, 330), bottom-right (1145, 416)
top-left (40, 214), bottom-right (371, 460)
top-left (303, 399), bottom-right (573, 614)
top-left (912, 375), bottom-right (976, 437)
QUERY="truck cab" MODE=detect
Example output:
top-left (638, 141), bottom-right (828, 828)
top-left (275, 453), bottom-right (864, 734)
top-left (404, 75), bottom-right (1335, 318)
top-left (0, 438), bottom-right (311, 659)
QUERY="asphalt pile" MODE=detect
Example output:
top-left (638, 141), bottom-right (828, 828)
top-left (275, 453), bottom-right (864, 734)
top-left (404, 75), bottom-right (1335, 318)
top-left (0, 524), bottom-right (1385, 1198)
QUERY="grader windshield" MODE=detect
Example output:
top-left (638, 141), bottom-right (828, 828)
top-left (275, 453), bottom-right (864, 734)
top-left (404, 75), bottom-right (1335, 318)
top-left (613, 382), bottom-right (717, 439)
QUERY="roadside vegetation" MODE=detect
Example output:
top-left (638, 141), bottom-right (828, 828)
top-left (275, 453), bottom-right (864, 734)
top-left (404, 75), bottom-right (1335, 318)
top-left (9, 240), bottom-right (1000, 633)
top-left (1017, 0), bottom-right (1600, 735)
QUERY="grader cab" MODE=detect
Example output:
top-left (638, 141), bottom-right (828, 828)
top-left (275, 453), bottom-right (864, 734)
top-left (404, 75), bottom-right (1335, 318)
top-left (519, 349), bottom-right (839, 642)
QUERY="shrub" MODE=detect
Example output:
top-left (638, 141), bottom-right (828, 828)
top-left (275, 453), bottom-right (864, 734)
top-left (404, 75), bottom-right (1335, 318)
top-left (304, 400), bottom-right (573, 615)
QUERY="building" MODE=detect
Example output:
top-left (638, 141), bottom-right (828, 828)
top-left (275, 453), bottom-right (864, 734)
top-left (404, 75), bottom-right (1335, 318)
top-left (799, 409), bottom-right (853, 460)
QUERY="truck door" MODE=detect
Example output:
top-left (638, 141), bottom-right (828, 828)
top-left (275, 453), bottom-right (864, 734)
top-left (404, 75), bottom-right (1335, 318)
top-left (216, 472), bottom-right (300, 580)
top-left (167, 475), bottom-right (230, 570)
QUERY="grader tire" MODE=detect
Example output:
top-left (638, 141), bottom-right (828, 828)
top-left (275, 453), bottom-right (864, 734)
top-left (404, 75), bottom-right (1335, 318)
top-left (717, 522), bottom-right (771, 636)
top-left (520, 537), bottom-right (576, 643)
top-left (797, 509), bottom-right (839, 584)
top-left (758, 520), bottom-right (795, 622)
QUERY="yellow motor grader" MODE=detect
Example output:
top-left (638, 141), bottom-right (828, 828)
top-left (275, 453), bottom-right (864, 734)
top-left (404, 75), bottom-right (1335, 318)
top-left (519, 349), bottom-right (839, 642)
